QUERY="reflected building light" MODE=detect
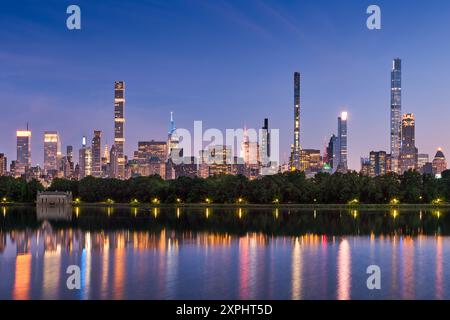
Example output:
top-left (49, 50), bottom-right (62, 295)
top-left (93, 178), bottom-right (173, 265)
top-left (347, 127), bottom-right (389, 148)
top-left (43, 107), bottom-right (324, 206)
top-left (75, 207), bottom-right (80, 218)
top-left (165, 238), bottom-right (179, 299)
top-left (43, 249), bottom-right (61, 299)
top-left (153, 208), bottom-right (159, 218)
top-left (274, 208), bottom-right (279, 219)
top-left (402, 237), bottom-right (415, 299)
top-left (113, 245), bottom-right (125, 300)
top-left (391, 235), bottom-right (398, 294)
top-left (205, 207), bottom-right (210, 219)
top-left (337, 239), bottom-right (351, 300)
top-left (176, 207), bottom-right (180, 218)
top-left (436, 237), bottom-right (443, 299)
top-left (434, 210), bottom-right (441, 219)
top-left (291, 238), bottom-right (303, 300)
top-left (2, 207), bottom-right (5, 216)
top-left (391, 209), bottom-right (399, 219)
top-left (13, 254), bottom-right (32, 300)
top-left (101, 238), bottom-right (110, 299)
top-left (238, 208), bottom-right (243, 219)
top-left (238, 236), bottom-right (250, 299)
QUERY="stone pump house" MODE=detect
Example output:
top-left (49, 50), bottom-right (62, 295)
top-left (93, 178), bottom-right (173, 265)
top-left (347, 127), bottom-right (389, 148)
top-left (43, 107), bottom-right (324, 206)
top-left (36, 191), bottom-right (73, 206)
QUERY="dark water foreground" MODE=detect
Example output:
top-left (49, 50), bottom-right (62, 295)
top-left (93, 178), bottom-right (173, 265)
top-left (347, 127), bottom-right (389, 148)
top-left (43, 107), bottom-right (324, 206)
top-left (0, 206), bottom-right (449, 300)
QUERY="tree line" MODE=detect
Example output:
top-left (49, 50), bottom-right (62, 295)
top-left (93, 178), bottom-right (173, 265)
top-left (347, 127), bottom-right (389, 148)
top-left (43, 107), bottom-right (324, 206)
top-left (1, 170), bottom-right (450, 204)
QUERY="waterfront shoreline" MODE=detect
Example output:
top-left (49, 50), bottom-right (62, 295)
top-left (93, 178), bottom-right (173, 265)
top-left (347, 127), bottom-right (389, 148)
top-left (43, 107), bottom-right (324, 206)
top-left (2, 202), bottom-right (450, 210)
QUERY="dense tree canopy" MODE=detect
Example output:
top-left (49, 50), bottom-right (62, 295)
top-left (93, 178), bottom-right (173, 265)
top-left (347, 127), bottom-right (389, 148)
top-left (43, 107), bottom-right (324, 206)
top-left (0, 176), bottom-right (44, 202)
top-left (1, 169), bottom-right (450, 204)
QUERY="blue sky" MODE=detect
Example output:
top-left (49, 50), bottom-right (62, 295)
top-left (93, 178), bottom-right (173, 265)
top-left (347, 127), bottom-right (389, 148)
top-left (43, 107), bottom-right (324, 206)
top-left (1, 0), bottom-right (450, 169)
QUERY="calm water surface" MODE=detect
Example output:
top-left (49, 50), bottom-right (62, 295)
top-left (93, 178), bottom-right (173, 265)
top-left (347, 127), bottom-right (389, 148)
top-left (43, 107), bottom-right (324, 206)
top-left (1, 206), bottom-right (450, 300)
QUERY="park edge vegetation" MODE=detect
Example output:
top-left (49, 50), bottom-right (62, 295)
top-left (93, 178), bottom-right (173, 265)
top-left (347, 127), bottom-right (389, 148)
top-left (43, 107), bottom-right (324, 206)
top-left (1, 170), bottom-right (450, 205)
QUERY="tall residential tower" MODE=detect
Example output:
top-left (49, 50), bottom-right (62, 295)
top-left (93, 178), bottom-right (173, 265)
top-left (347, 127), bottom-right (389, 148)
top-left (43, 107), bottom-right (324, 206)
top-left (92, 130), bottom-right (102, 177)
top-left (337, 112), bottom-right (348, 172)
top-left (292, 72), bottom-right (301, 170)
top-left (113, 81), bottom-right (126, 179)
top-left (390, 58), bottom-right (402, 173)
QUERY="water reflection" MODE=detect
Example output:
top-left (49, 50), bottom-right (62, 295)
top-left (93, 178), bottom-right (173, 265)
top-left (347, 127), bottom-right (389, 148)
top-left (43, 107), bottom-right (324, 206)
top-left (37, 205), bottom-right (72, 222)
top-left (13, 254), bottom-right (31, 300)
top-left (337, 239), bottom-right (351, 300)
top-left (291, 238), bottom-right (303, 300)
top-left (1, 207), bottom-right (450, 299)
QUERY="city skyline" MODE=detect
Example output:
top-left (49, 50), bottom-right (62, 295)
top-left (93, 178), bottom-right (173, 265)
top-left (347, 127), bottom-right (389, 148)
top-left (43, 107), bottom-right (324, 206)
top-left (2, 62), bottom-right (448, 177)
top-left (2, 1), bottom-right (450, 169)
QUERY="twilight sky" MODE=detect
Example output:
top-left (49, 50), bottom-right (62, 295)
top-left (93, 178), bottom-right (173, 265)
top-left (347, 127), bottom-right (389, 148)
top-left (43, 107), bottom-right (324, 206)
top-left (1, 0), bottom-right (450, 169)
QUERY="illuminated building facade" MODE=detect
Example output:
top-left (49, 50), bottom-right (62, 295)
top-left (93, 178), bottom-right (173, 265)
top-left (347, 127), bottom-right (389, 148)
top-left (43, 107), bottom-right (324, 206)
top-left (43, 131), bottom-right (60, 175)
top-left (300, 149), bottom-right (323, 175)
top-left (432, 148), bottom-right (447, 175)
top-left (79, 136), bottom-right (92, 179)
top-left (16, 129), bottom-right (32, 176)
top-left (369, 151), bottom-right (387, 177)
top-left (417, 153), bottom-right (429, 172)
top-left (92, 130), bottom-right (102, 177)
top-left (291, 72), bottom-right (301, 171)
top-left (241, 128), bottom-right (260, 179)
top-left (174, 156), bottom-right (198, 178)
top-left (390, 58), bottom-right (402, 173)
top-left (360, 157), bottom-right (371, 176)
top-left (400, 113), bottom-right (418, 173)
top-left (0, 154), bottom-right (6, 176)
top-left (337, 112), bottom-right (348, 173)
top-left (200, 145), bottom-right (233, 177)
top-left (135, 141), bottom-right (167, 163)
top-left (113, 81), bottom-right (126, 179)
top-left (261, 118), bottom-right (270, 160)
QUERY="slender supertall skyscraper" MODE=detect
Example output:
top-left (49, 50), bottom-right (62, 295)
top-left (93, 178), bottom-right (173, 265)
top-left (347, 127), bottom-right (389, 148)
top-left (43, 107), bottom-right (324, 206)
top-left (390, 58), bottom-right (402, 173)
top-left (113, 81), bottom-right (126, 179)
top-left (261, 118), bottom-right (270, 164)
top-left (92, 130), bottom-right (102, 177)
top-left (292, 72), bottom-right (301, 170)
top-left (337, 112), bottom-right (348, 172)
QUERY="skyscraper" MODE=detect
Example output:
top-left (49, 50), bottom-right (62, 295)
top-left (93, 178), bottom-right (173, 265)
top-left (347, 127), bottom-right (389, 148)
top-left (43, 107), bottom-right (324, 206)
top-left (16, 128), bottom-right (32, 176)
top-left (92, 130), bottom-right (102, 177)
top-left (400, 113), bottom-right (417, 173)
top-left (261, 118), bottom-right (270, 165)
top-left (432, 148), bottom-right (447, 175)
top-left (390, 58), bottom-right (402, 173)
top-left (0, 154), bottom-right (6, 176)
top-left (326, 134), bottom-right (338, 172)
top-left (369, 151), bottom-right (387, 177)
top-left (292, 72), bottom-right (301, 170)
top-left (240, 128), bottom-right (260, 179)
top-left (43, 131), bottom-right (60, 175)
top-left (167, 112), bottom-right (179, 156)
top-left (417, 153), bottom-right (429, 171)
top-left (337, 112), bottom-right (348, 172)
top-left (113, 81), bottom-right (126, 179)
top-left (79, 136), bottom-right (92, 179)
